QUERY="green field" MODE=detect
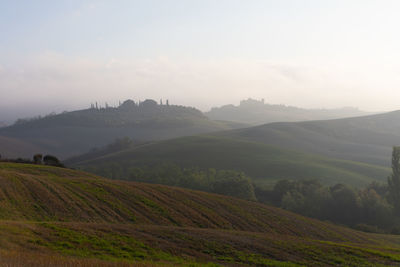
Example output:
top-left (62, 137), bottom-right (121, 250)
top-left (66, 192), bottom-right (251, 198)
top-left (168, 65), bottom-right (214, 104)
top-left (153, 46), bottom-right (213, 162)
top-left (216, 110), bottom-right (400, 167)
top-left (70, 135), bottom-right (390, 187)
top-left (1, 163), bottom-right (400, 266)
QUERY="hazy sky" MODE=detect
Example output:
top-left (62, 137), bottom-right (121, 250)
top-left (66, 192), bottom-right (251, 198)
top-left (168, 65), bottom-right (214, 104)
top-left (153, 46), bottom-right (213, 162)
top-left (1, 0), bottom-right (400, 122)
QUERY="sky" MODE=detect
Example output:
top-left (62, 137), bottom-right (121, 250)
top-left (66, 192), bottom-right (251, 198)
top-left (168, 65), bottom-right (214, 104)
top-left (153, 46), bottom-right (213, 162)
top-left (1, 0), bottom-right (400, 123)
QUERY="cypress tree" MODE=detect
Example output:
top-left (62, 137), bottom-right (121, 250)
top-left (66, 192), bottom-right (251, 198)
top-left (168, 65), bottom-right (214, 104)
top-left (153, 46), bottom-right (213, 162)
top-left (388, 146), bottom-right (400, 213)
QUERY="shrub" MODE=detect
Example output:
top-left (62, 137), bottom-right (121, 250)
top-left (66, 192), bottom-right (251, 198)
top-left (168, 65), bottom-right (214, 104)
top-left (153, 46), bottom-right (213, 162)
top-left (33, 154), bottom-right (43, 164)
top-left (43, 155), bottom-right (64, 167)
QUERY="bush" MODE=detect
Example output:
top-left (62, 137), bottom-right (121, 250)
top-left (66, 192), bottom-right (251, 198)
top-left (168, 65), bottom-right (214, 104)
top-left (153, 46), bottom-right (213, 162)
top-left (33, 154), bottom-right (43, 164)
top-left (43, 155), bottom-right (64, 167)
top-left (212, 174), bottom-right (257, 201)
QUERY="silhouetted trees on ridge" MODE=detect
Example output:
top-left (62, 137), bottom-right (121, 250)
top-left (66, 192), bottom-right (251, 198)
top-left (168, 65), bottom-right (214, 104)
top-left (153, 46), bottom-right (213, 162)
top-left (0, 154), bottom-right (64, 167)
top-left (10, 98), bottom-right (202, 129)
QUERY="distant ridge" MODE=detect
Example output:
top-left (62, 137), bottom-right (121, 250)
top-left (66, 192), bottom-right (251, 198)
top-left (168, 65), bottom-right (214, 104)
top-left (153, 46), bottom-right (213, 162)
top-left (206, 98), bottom-right (373, 125)
top-left (0, 99), bottom-right (244, 159)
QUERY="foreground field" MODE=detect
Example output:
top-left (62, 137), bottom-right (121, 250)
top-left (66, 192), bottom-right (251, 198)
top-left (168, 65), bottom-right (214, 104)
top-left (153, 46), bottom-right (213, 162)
top-left (1, 163), bottom-right (400, 266)
top-left (1, 222), bottom-right (400, 266)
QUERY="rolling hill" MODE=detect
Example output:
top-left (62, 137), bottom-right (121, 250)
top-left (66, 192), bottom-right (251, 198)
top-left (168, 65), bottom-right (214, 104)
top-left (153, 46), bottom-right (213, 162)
top-left (206, 98), bottom-right (372, 125)
top-left (68, 109), bottom-right (400, 188)
top-left (68, 135), bottom-right (390, 187)
top-left (216, 110), bottom-right (400, 167)
top-left (1, 162), bottom-right (400, 266)
top-left (0, 99), bottom-right (244, 159)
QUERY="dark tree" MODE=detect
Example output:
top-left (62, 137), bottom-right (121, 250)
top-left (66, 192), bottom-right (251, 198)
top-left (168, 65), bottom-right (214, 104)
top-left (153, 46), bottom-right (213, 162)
top-left (328, 184), bottom-right (360, 225)
top-left (212, 171), bottom-right (256, 201)
top-left (388, 146), bottom-right (400, 214)
top-left (33, 154), bottom-right (43, 164)
top-left (119, 99), bottom-right (136, 110)
top-left (141, 99), bottom-right (158, 108)
top-left (43, 155), bottom-right (64, 167)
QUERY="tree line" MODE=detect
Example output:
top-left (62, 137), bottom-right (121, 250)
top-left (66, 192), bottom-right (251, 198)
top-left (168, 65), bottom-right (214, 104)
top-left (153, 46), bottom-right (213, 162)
top-left (256, 146), bottom-right (400, 234)
top-left (84, 146), bottom-right (400, 234)
top-left (0, 154), bottom-right (64, 167)
top-left (85, 163), bottom-right (256, 201)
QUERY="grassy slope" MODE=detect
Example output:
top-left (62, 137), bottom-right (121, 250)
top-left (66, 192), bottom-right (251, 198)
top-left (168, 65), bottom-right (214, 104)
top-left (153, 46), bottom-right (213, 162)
top-left (0, 162), bottom-right (375, 232)
top-left (71, 136), bottom-right (390, 187)
top-left (217, 110), bottom-right (400, 167)
top-left (1, 163), bottom-right (400, 266)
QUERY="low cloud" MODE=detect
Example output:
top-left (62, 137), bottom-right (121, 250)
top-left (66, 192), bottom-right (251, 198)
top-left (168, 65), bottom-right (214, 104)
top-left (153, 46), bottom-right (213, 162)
top-left (0, 51), bottom-right (398, 122)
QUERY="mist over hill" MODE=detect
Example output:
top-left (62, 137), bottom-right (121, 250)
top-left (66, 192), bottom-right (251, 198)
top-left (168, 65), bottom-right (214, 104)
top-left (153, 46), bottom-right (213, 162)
top-left (5, 1), bottom-right (400, 265)
top-left (216, 110), bottom-right (400, 167)
top-left (68, 109), bottom-right (400, 190)
top-left (69, 135), bottom-right (389, 188)
top-left (0, 98), bottom-right (380, 161)
top-left (206, 98), bottom-right (373, 125)
top-left (0, 99), bottom-right (244, 159)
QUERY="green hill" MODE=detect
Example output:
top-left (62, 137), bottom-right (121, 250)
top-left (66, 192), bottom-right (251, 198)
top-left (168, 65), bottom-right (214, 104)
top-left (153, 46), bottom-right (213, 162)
top-left (69, 110), bottom-right (400, 187)
top-left (69, 135), bottom-right (390, 187)
top-left (1, 162), bottom-right (400, 266)
top-left (0, 99), bottom-right (244, 159)
top-left (217, 110), bottom-right (400, 167)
